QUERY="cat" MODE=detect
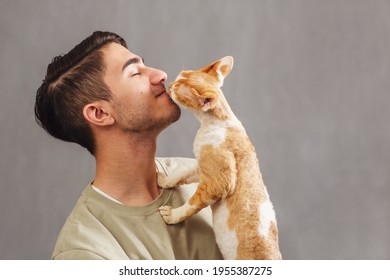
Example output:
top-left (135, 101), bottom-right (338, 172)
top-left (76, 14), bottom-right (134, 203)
top-left (158, 56), bottom-right (282, 260)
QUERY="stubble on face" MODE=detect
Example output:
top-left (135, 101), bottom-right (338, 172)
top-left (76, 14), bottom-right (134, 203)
top-left (112, 97), bottom-right (181, 134)
top-left (101, 43), bottom-right (181, 135)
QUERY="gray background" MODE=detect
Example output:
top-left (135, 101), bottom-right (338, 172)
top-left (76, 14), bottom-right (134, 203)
top-left (1, 0), bottom-right (389, 259)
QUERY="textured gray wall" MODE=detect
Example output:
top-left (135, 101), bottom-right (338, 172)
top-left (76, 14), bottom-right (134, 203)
top-left (1, 0), bottom-right (389, 259)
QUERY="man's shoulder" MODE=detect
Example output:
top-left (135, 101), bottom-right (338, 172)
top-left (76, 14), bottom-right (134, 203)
top-left (155, 157), bottom-right (197, 176)
top-left (51, 187), bottom-right (128, 260)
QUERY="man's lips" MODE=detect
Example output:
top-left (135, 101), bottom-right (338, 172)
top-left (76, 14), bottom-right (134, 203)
top-left (155, 90), bottom-right (166, 98)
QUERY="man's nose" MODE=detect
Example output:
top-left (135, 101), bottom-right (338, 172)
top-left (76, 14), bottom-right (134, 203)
top-left (150, 68), bottom-right (168, 85)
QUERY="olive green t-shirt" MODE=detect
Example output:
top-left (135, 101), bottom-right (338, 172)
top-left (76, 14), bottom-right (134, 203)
top-left (52, 157), bottom-right (223, 260)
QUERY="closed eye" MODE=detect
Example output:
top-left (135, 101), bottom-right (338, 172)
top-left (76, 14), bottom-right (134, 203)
top-left (131, 73), bottom-right (141, 77)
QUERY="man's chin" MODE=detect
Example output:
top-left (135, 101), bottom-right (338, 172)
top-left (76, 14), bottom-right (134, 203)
top-left (158, 105), bottom-right (181, 132)
top-left (166, 105), bottom-right (181, 126)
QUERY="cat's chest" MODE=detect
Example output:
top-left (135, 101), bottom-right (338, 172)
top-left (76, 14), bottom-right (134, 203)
top-left (193, 125), bottom-right (227, 158)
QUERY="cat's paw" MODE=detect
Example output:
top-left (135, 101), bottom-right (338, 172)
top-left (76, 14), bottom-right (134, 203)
top-left (159, 205), bottom-right (182, 224)
top-left (157, 172), bottom-right (177, 189)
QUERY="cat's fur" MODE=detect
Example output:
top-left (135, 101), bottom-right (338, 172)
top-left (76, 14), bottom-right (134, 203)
top-left (158, 56), bottom-right (282, 260)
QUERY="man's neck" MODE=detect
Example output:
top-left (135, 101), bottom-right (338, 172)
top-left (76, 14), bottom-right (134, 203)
top-left (92, 134), bottom-right (161, 206)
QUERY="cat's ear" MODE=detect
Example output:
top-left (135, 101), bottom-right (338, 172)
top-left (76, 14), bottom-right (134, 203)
top-left (215, 56), bottom-right (234, 78)
top-left (201, 91), bottom-right (218, 112)
top-left (202, 97), bottom-right (214, 112)
top-left (200, 56), bottom-right (234, 83)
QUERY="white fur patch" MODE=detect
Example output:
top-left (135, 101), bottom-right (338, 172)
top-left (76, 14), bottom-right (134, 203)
top-left (192, 116), bottom-right (242, 158)
top-left (176, 201), bottom-right (194, 217)
top-left (160, 201), bottom-right (195, 224)
top-left (258, 200), bottom-right (276, 239)
top-left (211, 200), bottom-right (238, 259)
top-left (193, 125), bottom-right (226, 158)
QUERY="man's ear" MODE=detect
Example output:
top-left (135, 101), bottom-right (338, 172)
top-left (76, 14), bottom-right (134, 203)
top-left (83, 101), bottom-right (114, 127)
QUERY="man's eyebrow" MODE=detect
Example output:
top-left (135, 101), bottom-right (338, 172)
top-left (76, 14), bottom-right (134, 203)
top-left (121, 57), bottom-right (144, 72)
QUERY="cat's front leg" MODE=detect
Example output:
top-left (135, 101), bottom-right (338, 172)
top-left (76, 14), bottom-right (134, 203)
top-left (159, 181), bottom-right (219, 224)
top-left (159, 200), bottom-right (205, 224)
top-left (157, 164), bottom-right (199, 189)
top-left (160, 151), bottom-right (237, 224)
top-left (159, 204), bottom-right (187, 224)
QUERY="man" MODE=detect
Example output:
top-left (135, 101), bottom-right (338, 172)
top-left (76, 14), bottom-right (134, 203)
top-left (35, 31), bottom-right (222, 260)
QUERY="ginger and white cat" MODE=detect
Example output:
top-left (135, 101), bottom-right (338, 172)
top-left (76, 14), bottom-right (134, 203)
top-left (159, 56), bottom-right (282, 260)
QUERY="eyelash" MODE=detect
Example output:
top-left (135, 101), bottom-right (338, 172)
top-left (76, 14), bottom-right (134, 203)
top-left (131, 73), bottom-right (141, 77)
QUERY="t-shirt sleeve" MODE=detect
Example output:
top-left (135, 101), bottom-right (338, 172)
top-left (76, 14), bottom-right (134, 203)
top-left (53, 249), bottom-right (106, 260)
top-left (155, 157), bottom-right (197, 176)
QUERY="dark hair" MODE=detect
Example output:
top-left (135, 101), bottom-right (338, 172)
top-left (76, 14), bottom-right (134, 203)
top-left (35, 31), bottom-right (127, 155)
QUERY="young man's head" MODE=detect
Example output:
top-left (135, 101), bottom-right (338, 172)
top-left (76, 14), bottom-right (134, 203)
top-left (35, 31), bottom-right (180, 155)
